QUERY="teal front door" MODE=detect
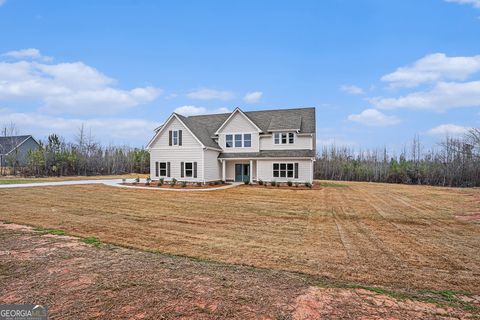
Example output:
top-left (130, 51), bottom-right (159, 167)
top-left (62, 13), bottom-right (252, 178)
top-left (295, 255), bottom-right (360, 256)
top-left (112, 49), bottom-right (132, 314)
top-left (235, 164), bottom-right (250, 182)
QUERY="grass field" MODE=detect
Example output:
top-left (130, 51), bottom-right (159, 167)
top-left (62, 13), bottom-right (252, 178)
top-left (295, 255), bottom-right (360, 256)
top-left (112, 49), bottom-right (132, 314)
top-left (0, 173), bottom-right (147, 184)
top-left (0, 181), bottom-right (478, 295)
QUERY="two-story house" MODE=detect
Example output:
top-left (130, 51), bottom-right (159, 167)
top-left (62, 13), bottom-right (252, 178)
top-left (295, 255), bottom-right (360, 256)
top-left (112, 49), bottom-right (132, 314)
top-left (146, 107), bottom-right (316, 183)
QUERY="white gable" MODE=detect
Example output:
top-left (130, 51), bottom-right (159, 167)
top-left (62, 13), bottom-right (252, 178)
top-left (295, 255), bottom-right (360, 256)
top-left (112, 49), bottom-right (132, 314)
top-left (148, 116), bottom-right (202, 148)
top-left (216, 109), bottom-right (261, 134)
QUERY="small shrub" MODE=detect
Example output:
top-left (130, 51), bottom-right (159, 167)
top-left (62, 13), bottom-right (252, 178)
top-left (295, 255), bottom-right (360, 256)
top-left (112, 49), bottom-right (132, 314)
top-left (209, 181), bottom-right (215, 186)
top-left (196, 182), bottom-right (202, 187)
top-left (145, 177), bottom-right (151, 186)
top-left (122, 178), bottom-right (126, 184)
top-left (294, 182), bottom-right (299, 188)
top-left (214, 181), bottom-right (220, 185)
top-left (305, 182), bottom-right (313, 189)
top-left (170, 178), bottom-right (177, 187)
top-left (181, 181), bottom-right (187, 188)
top-left (244, 180), bottom-right (250, 185)
top-left (135, 177), bottom-right (140, 183)
top-left (157, 178), bottom-right (164, 186)
top-left (258, 179), bottom-right (263, 186)
top-left (271, 180), bottom-right (276, 187)
top-left (287, 180), bottom-right (293, 187)
top-left (220, 180), bottom-right (226, 184)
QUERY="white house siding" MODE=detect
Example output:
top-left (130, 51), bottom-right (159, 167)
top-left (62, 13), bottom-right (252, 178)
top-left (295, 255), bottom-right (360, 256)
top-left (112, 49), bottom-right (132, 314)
top-left (203, 149), bottom-right (221, 181)
top-left (225, 160), bottom-right (257, 181)
top-left (256, 159), bottom-right (313, 183)
top-left (259, 133), bottom-right (313, 150)
top-left (149, 116), bottom-right (204, 182)
top-left (217, 112), bottom-right (260, 153)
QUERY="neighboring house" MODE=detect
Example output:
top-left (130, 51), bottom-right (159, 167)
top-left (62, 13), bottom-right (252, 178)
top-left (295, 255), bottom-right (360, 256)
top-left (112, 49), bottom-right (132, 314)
top-left (147, 107), bottom-right (316, 183)
top-left (0, 135), bottom-right (40, 167)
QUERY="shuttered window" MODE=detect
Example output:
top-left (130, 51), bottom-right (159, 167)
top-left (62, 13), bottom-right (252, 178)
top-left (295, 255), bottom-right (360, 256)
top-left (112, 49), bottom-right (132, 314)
top-left (159, 162), bottom-right (167, 176)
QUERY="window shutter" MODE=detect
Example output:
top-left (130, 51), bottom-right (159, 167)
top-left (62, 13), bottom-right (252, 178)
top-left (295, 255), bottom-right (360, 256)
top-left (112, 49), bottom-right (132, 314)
top-left (180, 162), bottom-right (184, 178)
top-left (169, 130), bottom-right (172, 146)
top-left (178, 130), bottom-right (182, 146)
top-left (294, 163), bottom-right (299, 179)
top-left (167, 162), bottom-right (171, 177)
top-left (155, 162), bottom-right (159, 176)
top-left (194, 162), bottom-right (197, 178)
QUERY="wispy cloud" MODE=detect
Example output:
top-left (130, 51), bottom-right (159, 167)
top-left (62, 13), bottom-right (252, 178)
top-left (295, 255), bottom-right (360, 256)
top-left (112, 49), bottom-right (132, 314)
top-left (0, 49), bottom-right (162, 115)
top-left (2, 48), bottom-right (52, 62)
top-left (174, 105), bottom-right (229, 116)
top-left (370, 81), bottom-right (480, 111)
top-left (187, 88), bottom-right (234, 101)
top-left (340, 84), bottom-right (364, 95)
top-left (381, 53), bottom-right (480, 88)
top-left (348, 109), bottom-right (400, 126)
top-left (445, 0), bottom-right (480, 8)
top-left (427, 124), bottom-right (471, 136)
top-left (243, 91), bottom-right (263, 103)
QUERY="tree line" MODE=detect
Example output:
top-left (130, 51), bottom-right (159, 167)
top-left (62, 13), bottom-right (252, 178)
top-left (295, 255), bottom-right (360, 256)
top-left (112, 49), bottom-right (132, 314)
top-left (3, 125), bottom-right (149, 176)
top-left (314, 129), bottom-right (480, 187)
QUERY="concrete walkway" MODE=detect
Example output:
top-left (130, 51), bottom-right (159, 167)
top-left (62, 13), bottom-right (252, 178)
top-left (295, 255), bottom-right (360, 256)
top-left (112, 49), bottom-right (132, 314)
top-left (0, 178), bottom-right (241, 192)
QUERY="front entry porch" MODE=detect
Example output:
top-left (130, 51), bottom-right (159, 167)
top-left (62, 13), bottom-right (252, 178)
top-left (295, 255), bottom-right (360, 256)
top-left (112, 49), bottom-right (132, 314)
top-left (221, 159), bottom-right (256, 183)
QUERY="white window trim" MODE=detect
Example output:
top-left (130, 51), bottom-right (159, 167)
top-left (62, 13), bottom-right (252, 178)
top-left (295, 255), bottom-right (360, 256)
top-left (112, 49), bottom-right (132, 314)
top-left (159, 162), bottom-right (167, 177)
top-left (172, 130), bottom-right (179, 146)
top-left (273, 162), bottom-right (296, 179)
top-left (224, 133), bottom-right (254, 148)
top-left (184, 162), bottom-right (194, 177)
top-left (273, 132), bottom-right (295, 145)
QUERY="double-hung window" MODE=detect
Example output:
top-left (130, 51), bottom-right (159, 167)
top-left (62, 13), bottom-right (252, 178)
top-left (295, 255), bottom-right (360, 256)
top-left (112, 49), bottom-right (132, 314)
top-left (234, 134), bottom-right (242, 147)
top-left (159, 162), bottom-right (167, 176)
top-left (173, 131), bottom-right (178, 145)
top-left (274, 132), bottom-right (295, 145)
top-left (226, 134), bottom-right (233, 148)
top-left (185, 162), bottom-right (193, 177)
top-left (273, 163), bottom-right (296, 178)
top-left (243, 134), bottom-right (252, 147)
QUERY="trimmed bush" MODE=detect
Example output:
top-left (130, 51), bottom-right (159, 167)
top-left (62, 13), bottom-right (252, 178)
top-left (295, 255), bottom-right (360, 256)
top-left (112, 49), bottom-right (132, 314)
top-left (305, 182), bottom-right (312, 189)
top-left (170, 178), bottom-right (177, 187)
top-left (294, 182), bottom-right (299, 188)
top-left (122, 178), bottom-right (126, 184)
top-left (287, 180), bottom-right (293, 187)
top-left (258, 179), bottom-right (263, 186)
top-left (196, 182), bottom-right (202, 187)
top-left (157, 178), bottom-right (164, 186)
top-left (135, 177), bottom-right (140, 183)
top-left (181, 181), bottom-right (187, 188)
top-left (145, 177), bottom-right (151, 186)
top-left (271, 180), bottom-right (276, 187)
top-left (244, 180), bottom-right (250, 185)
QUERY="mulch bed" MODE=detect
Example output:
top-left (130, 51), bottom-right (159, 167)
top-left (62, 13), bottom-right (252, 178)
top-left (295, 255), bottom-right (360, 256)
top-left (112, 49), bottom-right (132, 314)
top-left (244, 183), bottom-right (321, 190)
top-left (123, 182), bottom-right (230, 189)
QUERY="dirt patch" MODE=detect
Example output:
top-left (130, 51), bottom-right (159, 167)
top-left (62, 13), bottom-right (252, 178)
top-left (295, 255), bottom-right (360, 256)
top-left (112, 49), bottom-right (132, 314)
top-left (123, 182), bottom-right (230, 189)
top-left (0, 225), bottom-right (476, 319)
top-left (0, 181), bottom-right (479, 294)
top-left (455, 212), bottom-right (480, 223)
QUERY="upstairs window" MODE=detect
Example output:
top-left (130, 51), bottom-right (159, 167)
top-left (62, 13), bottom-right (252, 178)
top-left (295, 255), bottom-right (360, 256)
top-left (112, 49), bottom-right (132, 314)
top-left (235, 134), bottom-right (242, 147)
top-left (244, 134), bottom-right (252, 147)
top-left (169, 130), bottom-right (182, 146)
top-left (226, 134), bottom-right (233, 148)
top-left (274, 132), bottom-right (295, 145)
top-left (173, 131), bottom-right (178, 145)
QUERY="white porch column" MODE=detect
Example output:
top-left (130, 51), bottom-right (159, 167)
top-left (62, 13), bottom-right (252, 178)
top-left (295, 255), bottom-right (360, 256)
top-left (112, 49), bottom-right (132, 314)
top-left (222, 160), bottom-right (226, 182)
top-left (249, 159), bottom-right (253, 183)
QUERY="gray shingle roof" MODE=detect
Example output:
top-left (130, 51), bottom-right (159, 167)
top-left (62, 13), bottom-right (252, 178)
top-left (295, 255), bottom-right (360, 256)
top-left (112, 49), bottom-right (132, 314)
top-left (0, 135), bottom-right (32, 155)
top-left (177, 107), bottom-right (315, 149)
top-left (218, 149), bottom-right (315, 159)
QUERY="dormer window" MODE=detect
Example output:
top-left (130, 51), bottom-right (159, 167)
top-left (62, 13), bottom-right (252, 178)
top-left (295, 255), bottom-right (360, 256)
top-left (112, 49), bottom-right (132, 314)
top-left (274, 132), bottom-right (295, 145)
top-left (168, 130), bottom-right (182, 146)
top-left (225, 133), bottom-right (252, 148)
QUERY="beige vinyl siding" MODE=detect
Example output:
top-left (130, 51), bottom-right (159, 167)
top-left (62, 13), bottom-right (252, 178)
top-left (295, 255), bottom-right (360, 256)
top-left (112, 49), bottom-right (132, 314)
top-left (259, 133), bottom-right (313, 150)
top-left (149, 116), bottom-right (204, 181)
top-left (225, 160), bottom-right (257, 181)
top-left (217, 112), bottom-right (260, 153)
top-left (203, 149), bottom-right (221, 181)
top-left (256, 159), bottom-right (313, 183)
top-left (150, 117), bottom-right (201, 148)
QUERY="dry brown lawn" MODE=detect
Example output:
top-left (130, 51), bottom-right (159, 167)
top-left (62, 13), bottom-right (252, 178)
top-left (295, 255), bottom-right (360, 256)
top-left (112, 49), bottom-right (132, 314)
top-left (0, 173), bottom-right (147, 184)
top-left (0, 181), bottom-right (479, 294)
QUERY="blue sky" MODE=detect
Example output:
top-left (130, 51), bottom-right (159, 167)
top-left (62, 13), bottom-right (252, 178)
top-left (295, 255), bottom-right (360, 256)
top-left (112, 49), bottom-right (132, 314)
top-left (0, 0), bottom-right (479, 150)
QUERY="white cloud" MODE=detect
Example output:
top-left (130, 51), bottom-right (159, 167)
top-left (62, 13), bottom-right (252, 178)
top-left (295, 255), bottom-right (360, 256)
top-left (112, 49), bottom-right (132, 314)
top-left (445, 0), bottom-right (480, 8)
top-left (0, 108), bottom-right (160, 146)
top-left (2, 48), bottom-right (52, 62)
top-left (340, 84), bottom-right (364, 95)
top-left (174, 105), bottom-right (230, 116)
top-left (348, 109), bottom-right (401, 126)
top-left (187, 88), bottom-right (234, 100)
top-left (0, 54), bottom-right (162, 115)
top-left (427, 124), bottom-right (471, 136)
top-left (243, 91), bottom-right (263, 103)
top-left (381, 53), bottom-right (480, 88)
top-left (370, 81), bottom-right (480, 111)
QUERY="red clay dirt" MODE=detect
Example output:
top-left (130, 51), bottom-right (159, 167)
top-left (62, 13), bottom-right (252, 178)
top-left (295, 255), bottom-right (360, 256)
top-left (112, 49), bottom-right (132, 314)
top-left (0, 223), bottom-right (477, 320)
